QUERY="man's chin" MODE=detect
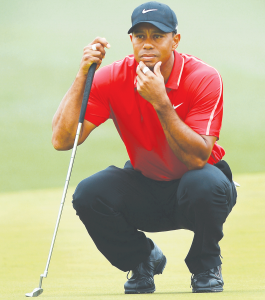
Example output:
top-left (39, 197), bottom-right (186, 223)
top-left (141, 61), bottom-right (156, 71)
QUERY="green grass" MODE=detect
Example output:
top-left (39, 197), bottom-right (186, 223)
top-left (0, 173), bottom-right (264, 299)
top-left (1, 0), bottom-right (265, 193)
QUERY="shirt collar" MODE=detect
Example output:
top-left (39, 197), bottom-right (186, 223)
top-left (134, 50), bottom-right (184, 90)
top-left (165, 50), bottom-right (184, 90)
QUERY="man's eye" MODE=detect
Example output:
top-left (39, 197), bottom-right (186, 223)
top-left (136, 35), bottom-right (144, 39)
top-left (154, 35), bottom-right (162, 39)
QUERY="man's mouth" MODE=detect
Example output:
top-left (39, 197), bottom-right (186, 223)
top-left (140, 53), bottom-right (157, 57)
top-left (140, 54), bottom-right (157, 61)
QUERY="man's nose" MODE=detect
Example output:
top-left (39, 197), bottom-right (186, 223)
top-left (143, 43), bottom-right (154, 49)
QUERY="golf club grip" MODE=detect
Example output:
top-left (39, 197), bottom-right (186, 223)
top-left (79, 63), bottom-right (97, 123)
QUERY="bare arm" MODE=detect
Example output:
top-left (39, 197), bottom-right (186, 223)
top-left (154, 102), bottom-right (216, 170)
top-left (52, 37), bottom-right (111, 150)
top-left (136, 61), bottom-right (216, 170)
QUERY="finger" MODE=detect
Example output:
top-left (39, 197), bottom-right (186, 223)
top-left (139, 61), bottom-right (145, 69)
top-left (139, 61), bottom-right (146, 73)
top-left (139, 61), bottom-right (152, 76)
top-left (83, 55), bottom-right (102, 65)
top-left (154, 61), bottom-right (162, 76)
top-left (92, 37), bottom-right (111, 49)
top-left (136, 64), bottom-right (144, 77)
top-left (91, 44), bottom-right (97, 51)
top-left (136, 81), bottom-right (142, 93)
top-left (136, 64), bottom-right (142, 75)
top-left (137, 81), bottom-right (143, 93)
top-left (83, 44), bottom-right (106, 59)
top-left (136, 75), bottom-right (143, 86)
top-left (136, 63), bottom-right (150, 81)
top-left (136, 75), bottom-right (145, 93)
top-left (90, 43), bottom-right (106, 56)
top-left (84, 49), bottom-right (104, 60)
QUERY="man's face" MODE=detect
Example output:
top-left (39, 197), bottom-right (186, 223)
top-left (130, 23), bottom-right (180, 71)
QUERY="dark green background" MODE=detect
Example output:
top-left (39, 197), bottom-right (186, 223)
top-left (1, 0), bottom-right (264, 193)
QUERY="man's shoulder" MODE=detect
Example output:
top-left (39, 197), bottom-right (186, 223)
top-left (112, 54), bottom-right (136, 67)
top-left (180, 53), bottom-right (221, 79)
top-left (178, 53), bottom-right (222, 95)
top-left (99, 54), bottom-right (136, 73)
top-left (95, 54), bottom-right (136, 83)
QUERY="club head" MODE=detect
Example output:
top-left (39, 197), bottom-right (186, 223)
top-left (25, 288), bottom-right (43, 297)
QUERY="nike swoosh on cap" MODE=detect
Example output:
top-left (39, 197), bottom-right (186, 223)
top-left (173, 103), bottom-right (183, 109)
top-left (142, 9), bottom-right (158, 14)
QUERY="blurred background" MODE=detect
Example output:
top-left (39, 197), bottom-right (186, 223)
top-left (1, 0), bottom-right (265, 193)
top-left (1, 1), bottom-right (265, 299)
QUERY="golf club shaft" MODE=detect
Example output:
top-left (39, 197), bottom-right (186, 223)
top-left (38, 63), bottom-right (97, 288)
top-left (40, 122), bottom-right (82, 283)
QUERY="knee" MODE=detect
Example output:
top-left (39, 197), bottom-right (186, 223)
top-left (187, 179), bottom-right (214, 209)
top-left (72, 177), bottom-right (96, 213)
top-left (178, 166), bottom-right (229, 209)
top-left (72, 167), bottom-right (115, 211)
top-left (72, 170), bottom-right (123, 216)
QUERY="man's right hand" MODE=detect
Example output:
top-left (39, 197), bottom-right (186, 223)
top-left (78, 37), bottom-right (111, 76)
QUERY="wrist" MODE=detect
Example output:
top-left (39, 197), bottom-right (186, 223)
top-left (76, 70), bottom-right (87, 80)
top-left (153, 95), bottom-right (172, 112)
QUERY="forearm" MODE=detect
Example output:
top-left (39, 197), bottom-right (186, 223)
top-left (52, 37), bottom-right (110, 150)
top-left (154, 100), bottom-right (211, 170)
top-left (52, 73), bottom-right (87, 150)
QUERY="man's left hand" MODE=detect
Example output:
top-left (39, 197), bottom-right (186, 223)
top-left (136, 61), bottom-right (169, 108)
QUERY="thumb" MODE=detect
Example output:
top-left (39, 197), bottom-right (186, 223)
top-left (154, 61), bottom-right (162, 77)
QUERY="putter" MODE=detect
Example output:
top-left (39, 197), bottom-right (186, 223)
top-left (25, 63), bottom-right (97, 297)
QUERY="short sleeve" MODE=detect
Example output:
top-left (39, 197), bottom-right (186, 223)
top-left (184, 73), bottom-right (223, 138)
top-left (84, 65), bottom-right (111, 126)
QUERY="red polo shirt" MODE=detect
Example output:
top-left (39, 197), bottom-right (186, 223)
top-left (85, 51), bottom-right (225, 181)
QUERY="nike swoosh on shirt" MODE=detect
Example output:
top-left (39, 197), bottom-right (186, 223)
top-left (142, 9), bottom-right (158, 14)
top-left (173, 103), bottom-right (183, 109)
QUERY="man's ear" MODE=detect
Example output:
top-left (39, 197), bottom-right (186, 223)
top-left (130, 34), bottom-right (133, 42)
top-left (172, 33), bottom-right (181, 50)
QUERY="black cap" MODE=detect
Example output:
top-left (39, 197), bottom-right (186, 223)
top-left (128, 1), bottom-right (178, 34)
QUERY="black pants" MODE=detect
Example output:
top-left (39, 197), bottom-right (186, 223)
top-left (72, 161), bottom-right (237, 275)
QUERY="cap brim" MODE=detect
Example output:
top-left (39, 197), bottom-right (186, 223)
top-left (128, 21), bottom-right (174, 34)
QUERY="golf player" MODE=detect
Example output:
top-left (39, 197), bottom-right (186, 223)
top-left (52, 1), bottom-right (237, 294)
